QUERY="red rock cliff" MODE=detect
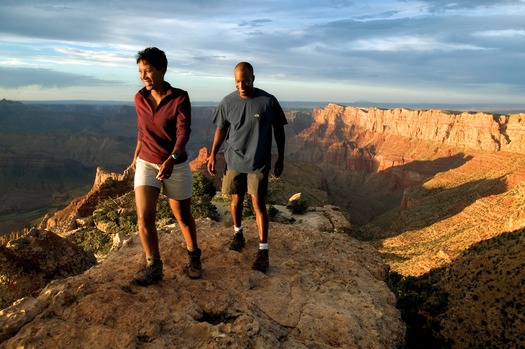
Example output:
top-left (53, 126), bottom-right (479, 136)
top-left (293, 104), bottom-right (525, 172)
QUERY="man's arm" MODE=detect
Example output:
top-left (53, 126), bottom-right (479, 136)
top-left (207, 128), bottom-right (228, 176)
top-left (273, 123), bottom-right (285, 177)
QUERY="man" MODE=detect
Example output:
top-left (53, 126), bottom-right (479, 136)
top-left (207, 62), bottom-right (287, 272)
top-left (131, 47), bottom-right (202, 286)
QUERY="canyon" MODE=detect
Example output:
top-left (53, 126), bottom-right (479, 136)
top-left (2, 99), bottom-right (525, 347)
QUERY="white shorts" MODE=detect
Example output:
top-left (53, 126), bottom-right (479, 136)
top-left (134, 157), bottom-right (193, 200)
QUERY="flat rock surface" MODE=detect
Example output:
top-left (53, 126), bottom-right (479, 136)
top-left (0, 219), bottom-right (404, 349)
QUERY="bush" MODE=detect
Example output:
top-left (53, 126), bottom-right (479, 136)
top-left (191, 172), bottom-right (219, 220)
top-left (92, 192), bottom-right (138, 235)
top-left (71, 172), bottom-right (222, 256)
top-left (67, 228), bottom-right (113, 255)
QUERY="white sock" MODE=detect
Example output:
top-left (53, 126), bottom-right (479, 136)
top-left (259, 243), bottom-right (268, 250)
top-left (234, 226), bottom-right (243, 233)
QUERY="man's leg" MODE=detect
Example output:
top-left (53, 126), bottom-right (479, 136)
top-left (231, 193), bottom-right (244, 229)
top-left (229, 193), bottom-right (246, 251)
top-left (251, 194), bottom-right (268, 244)
top-left (251, 195), bottom-right (270, 272)
top-left (249, 172), bottom-right (270, 272)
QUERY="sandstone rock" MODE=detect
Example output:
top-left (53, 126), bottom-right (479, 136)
top-left (0, 228), bottom-right (97, 310)
top-left (39, 166), bottom-right (134, 234)
top-left (321, 205), bottom-right (352, 234)
top-left (288, 193), bottom-right (302, 202)
top-left (0, 219), bottom-right (404, 348)
top-left (110, 231), bottom-right (133, 253)
top-left (190, 147), bottom-right (227, 191)
top-left (274, 205), bottom-right (351, 235)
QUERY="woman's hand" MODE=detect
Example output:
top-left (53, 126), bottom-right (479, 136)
top-left (156, 157), bottom-right (175, 180)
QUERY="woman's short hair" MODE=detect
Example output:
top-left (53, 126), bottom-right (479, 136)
top-left (136, 47), bottom-right (168, 71)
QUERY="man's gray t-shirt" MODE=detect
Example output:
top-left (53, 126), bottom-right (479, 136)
top-left (213, 88), bottom-right (287, 173)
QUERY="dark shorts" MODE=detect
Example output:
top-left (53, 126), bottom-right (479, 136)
top-left (222, 170), bottom-right (269, 196)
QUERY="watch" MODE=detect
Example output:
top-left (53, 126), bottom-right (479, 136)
top-left (171, 153), bottom-right (178, 161)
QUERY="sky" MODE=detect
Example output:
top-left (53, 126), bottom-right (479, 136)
top-left (1, 0), bottom-right (525, 105)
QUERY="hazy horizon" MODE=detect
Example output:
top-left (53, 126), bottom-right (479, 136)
top-left (8, 98), bottom-right (525, 114)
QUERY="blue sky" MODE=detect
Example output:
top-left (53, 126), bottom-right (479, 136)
top-left (1, 0), bottom-right (525, 105)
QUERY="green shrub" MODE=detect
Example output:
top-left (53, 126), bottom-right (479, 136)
top-left (267, 176), bottom-right (285, 204)
top-left (92, 191), bottom-right (137, 234)
top-left (156, 194), bottom-right (174, 223)
top-left (67, 228), bottom-right (113, 255)
top-left (191, 172), bottom-right (219, 220)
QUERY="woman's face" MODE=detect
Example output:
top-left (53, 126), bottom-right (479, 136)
top-left (138, 59), bottom-right (166, 91)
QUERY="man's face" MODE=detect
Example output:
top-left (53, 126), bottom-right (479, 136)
top-left (234, 67), bottom-right (255, 99)
top-left (138, 60), bottom-right (166, 91)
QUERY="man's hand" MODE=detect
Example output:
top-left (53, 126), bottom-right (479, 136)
top-left (207, 155), bottom-right (217, 176)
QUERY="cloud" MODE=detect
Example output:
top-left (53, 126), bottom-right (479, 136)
top-left (0, 0), bottom-right (524, 104)
top-left (474, 29), bottom-right (525, 38)
top-left (350, 36), bottom-right (488, 52)
top-left (239, 19), bottom-right (273, 27)
top-left (0, 67), bottom-right (124, 89)
top-left (421, 0), bottom-right (522, 11)
top-left (53, 47), bottom-right (132, 66)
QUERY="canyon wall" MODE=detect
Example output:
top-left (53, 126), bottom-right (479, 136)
top-left (294, 103), bottom-right (525, 167)
top-left (285, 104), bottom-right (525, 225)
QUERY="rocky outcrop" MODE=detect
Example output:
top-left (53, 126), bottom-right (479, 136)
top-left (189, 147), bottom-right (226, 190)
top-left (0, 228), bottom-right (96, 310)
top-left (39, 167), bottom-right (134, 233)
top-left (0, 219), bottom-right (405, 348)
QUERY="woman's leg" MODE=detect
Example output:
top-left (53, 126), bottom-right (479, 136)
top-left (170, 197), bottom-right (202, 279)
top-left (135, 185), bottom-right (161, 258)
top-left (169, 197), bottom-right (197, 249)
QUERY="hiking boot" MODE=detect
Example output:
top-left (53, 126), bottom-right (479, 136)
top-left (228, 231), bottom-right (245, 251)
top-left (252, 249), bottom-right (269, 272)
top-left (185, 248), bottom-right (202, 279)
top-left (132, 259), bottom-right (163, 286)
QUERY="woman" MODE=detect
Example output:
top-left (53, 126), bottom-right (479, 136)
top-left (131, 47), bottom-right (201, 286)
